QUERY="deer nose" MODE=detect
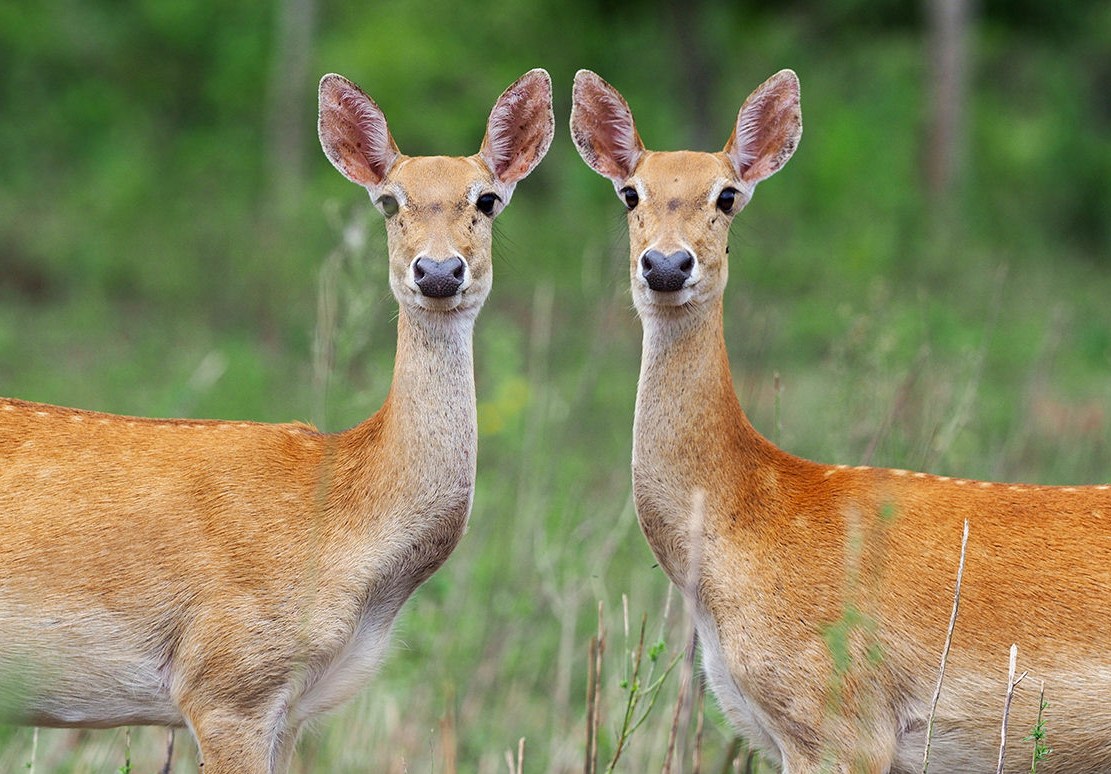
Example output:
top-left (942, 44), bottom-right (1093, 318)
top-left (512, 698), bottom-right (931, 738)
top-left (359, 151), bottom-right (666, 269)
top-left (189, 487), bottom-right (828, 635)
top-left (412, 256), bottom-right (466, 298)
top-left (641, 250), bottom-right (694, 292)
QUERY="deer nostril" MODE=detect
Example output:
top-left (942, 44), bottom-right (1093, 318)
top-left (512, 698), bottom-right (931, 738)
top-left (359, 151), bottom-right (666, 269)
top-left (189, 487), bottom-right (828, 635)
top-left (413, 257), bottom-right (466, 299)
top-left (640, 250), bottom-right (694, 293)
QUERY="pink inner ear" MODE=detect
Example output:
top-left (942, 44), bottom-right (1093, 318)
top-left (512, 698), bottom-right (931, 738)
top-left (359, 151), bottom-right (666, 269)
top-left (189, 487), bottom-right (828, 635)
top-left (482, 72), bottom-right (554, 185)
top-left (571, 77), bottom-right (643, 182)
top-left (319, 76), bottom-right (399, 187)
top-left (727, 73), bottom-right (801, 185)
top-left (342, 91), bottom-right (395, 180)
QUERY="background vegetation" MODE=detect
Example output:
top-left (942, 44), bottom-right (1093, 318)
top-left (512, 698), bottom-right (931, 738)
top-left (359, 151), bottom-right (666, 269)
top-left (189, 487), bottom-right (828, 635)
top-left (1, 0), bottom-right (1109, 771)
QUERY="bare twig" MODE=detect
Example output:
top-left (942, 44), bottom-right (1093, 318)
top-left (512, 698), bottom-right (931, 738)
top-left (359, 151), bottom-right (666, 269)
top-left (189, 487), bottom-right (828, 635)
top-left (505, 737), bottom-right (526, 774)
top-left (585, 601), bottom-right (605, 774)
top-left (585, 633), bottom-right (598, 774)
top-left (661, 627), bottom-right (698, 774)
top-left (997, 644), bottom-right (1028, 774)
top-left (922, 518), bottom-right (969, 773)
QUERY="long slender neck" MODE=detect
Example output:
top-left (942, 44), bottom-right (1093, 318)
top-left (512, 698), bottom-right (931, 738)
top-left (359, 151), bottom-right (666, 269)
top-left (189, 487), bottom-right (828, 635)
top-left (336, 306), bottom-right (478, 519)
top-left (632, 297), bottom-right (768, 583)
top-left (634, 300), bottom-right (755, 465)
top-left (382, 307), bottom-right (477, 451)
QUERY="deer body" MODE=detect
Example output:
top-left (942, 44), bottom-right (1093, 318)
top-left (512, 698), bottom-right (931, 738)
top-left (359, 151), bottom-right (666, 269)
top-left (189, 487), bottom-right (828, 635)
top-left (0, 69), bottom-right (553, 774)
top-left (572, 70), bottom-right (1111, 773)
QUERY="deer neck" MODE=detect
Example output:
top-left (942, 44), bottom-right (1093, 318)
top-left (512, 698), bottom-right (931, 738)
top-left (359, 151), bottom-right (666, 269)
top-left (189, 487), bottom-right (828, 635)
top-left (383, 306), bottom-right (478, 449)
top-left (334, 306), bottom-right (477, 549)
top-left (633, 297), bottom-right (768, 583)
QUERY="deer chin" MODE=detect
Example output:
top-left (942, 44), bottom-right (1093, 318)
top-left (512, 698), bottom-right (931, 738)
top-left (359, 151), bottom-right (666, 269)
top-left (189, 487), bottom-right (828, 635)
top-left (404, 286), bottom-right (487, 316)
top-left (636, 283), bottom-right (702, 310)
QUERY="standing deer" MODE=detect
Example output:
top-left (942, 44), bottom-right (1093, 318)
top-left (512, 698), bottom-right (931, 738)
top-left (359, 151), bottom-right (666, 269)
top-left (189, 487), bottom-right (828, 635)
top-left (0, 68), bottom-right (554, 774)
top-left (571, 69), bottom-right (1111, 774)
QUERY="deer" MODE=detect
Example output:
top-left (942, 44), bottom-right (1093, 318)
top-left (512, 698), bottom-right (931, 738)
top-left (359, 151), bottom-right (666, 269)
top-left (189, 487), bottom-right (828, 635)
top-left (571, 68), bottom-right (1111, 774)
top-left (0, 68), bottom-right (554, 774)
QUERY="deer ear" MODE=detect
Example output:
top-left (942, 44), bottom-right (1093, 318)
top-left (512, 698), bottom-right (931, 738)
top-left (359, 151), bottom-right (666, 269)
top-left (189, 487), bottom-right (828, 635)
top-left (724, 69), bottom-right (802, 185)
top-left (570, 70), bottom-right (645, 183)
top-left (318, 74), bottom-right (400, 188)
top-left (480, 69), bottom-right (555, 186)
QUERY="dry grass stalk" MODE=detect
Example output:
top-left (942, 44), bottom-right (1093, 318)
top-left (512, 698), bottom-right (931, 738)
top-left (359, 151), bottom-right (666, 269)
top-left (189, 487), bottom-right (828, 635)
top-left (440, 699), bottom-right (457, 774)
top-left (159, 729), bottom-right (175, 774)
top-left (996, 643), bottom-right (1028, 774)
top-left (585, 600), bottom-right (605, 774)
top-left (691, 683), bottom-right (705, 774)
top-left (607, 611), bottom-right (648, 768)
top-left (714, 737), bottom-right (744, 774)
top-left (922, 518), bottom-right (969, 773)
top-left (660, 629), bottom-right (698, 774)
top-left (504, 737), bottom-right (525, 774)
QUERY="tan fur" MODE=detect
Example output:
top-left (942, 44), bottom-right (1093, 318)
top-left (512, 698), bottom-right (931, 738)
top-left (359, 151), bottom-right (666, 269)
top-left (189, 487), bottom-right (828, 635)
top-left (571, 69), bottom-right (1111, 774)
top-left (0, 69), bottom-right (553, 774)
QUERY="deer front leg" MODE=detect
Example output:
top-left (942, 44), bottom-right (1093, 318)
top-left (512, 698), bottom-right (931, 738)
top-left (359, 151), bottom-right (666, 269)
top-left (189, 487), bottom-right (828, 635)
top-left (187, 706), bottom-right (284, 774)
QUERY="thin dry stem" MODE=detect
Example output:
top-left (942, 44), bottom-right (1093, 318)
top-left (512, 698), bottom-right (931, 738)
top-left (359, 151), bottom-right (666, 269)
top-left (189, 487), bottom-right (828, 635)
top-left (585, 601), bottom-right (605, 774)
top-left (160, 728), bottom-right (175, 774)
top-left (440, 697), bottom-right (457, 774)
top-left (505, 737), bottom-right (525, 774)
top-left (692, 682), bottom-right (705, 774)
top-left (661, 628), bottom-right (698, 774)
top-left (922, 518), bottom-right (969, 774)
top-left (585, 634), bottom-right (599, 774)
top-left (606, 612), bottom-right (648, 771)
top-left (715, 737), bottom-right (744, 774)
top-left (997, 643), bottom-right (1028, 774)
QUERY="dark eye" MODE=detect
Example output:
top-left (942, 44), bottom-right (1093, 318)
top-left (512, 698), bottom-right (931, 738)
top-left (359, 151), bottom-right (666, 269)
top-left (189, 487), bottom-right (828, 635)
top-left (620, 186), bottom-right (639, 210)
top-left (716, 188), bottom-right (737, 213)
top-left (476, 192), bottom-right (499, 216)
top-left (377, 195), bottom-right (399, 217)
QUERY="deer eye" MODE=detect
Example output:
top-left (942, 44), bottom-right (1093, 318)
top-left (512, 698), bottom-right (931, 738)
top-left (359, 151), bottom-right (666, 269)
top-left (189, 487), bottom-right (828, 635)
top-left (716, 188), bottom-right (737, 213)
top-left (476, 192), bottom-right (499, 216)
top-left (620, 186), bottom-right (639, 210)
top-left (377, 195), bottom-right (399, 217)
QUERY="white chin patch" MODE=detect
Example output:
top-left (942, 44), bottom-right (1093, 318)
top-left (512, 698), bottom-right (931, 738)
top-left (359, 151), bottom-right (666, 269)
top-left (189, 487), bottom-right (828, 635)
top-left (642, 286), bottom-right (696, 307)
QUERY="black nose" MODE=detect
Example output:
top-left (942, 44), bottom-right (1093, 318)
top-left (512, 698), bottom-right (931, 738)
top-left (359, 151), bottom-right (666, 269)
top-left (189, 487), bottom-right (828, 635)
top-left (413, 257), bottom-right (466, 298)
top-left (641, 250), bottom-right (694, 292)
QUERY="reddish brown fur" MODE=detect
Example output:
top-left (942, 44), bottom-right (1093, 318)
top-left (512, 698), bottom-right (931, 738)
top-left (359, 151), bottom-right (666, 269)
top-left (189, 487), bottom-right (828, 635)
top-left (0, 69), bottom-right (553, 774)
top-left (572, 69), bottom-right (1111, 773)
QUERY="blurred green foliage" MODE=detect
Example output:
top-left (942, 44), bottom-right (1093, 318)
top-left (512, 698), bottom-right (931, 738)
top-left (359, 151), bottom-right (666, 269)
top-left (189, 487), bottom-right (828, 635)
top-left (1, 1), bottom-right (1109, 772)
